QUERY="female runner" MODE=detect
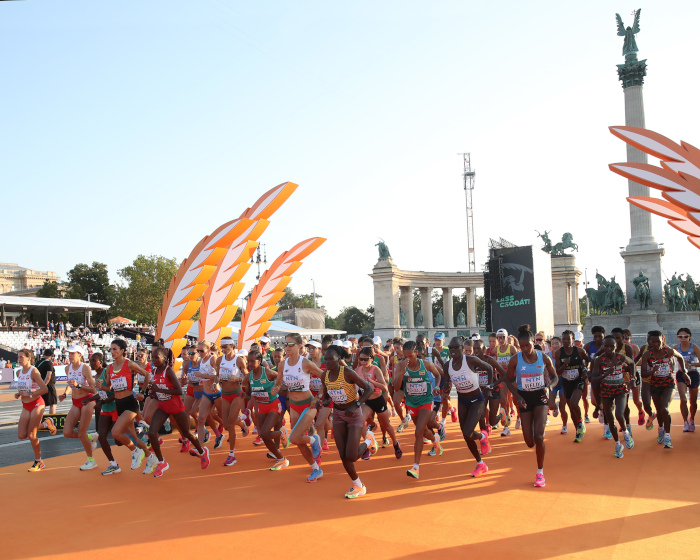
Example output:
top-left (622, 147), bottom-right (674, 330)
top-left (243, 350), bottom-right (287, 471)
top-left (443, 337), bottom-right (496, 477)
top-left (195, 340), bottom-right (222, 461)
top-left (554, 330), bottom-right (589, 443)
top-left (505, 325), bottom-right (558, 487)
top-left (495, 329), bottom-right (516, 435)
top-left (135, 349), bottom-right (155, 432)
top-left (357, 346), bottom-right (402, 459)
top-left (590, 336), bottom-right (635, 458)
top-left (279, 333), bottom-right (324, 483)
top-left (393, 340), bottom-right (442, 480)
top-left (217, 337), bottom-right (249, 466)
top-left (640, 331), bottom-right (688, 449)
top-left (15, 349), bottom-right (51, 472)
top-left (472, 339), bottom-right (507, 434)
top-left (306, 340), bottom-right (331, 450)
top-left (674, 328), bottom-right (700, 432)
top-left (105, 339), bottom-right (157, 470)
top-left (320, 344), bottom-right (375, 498)
top-left (146, 347), bottom-right (204, 477)
top-left (60, 344), bottom-right (98, 470)
top-left (181, 344), bottom-right (204, 451)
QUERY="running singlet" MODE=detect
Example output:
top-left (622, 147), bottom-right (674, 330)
top-left (95, 370), bottom-right (116, 412)
top-left (600, 355), bottom-right (626, 387)
top-left (648, 350), bottom-right (675, 388)
top-left (16, 368), bottom-right (39, 395)
top-left (199, 357), bottom-right (216, 381)
top-left (677, 345), bottom-right (699, 371)
top-left (516, 351), bottom-right (546, 391)
top-left (403, 360), bottom-right (433, 407)
top-left (356, 364), bottom-right (382, 399)
top-left (448, 358), bottom-right (480, 393)
top-left (219, 355), bottom-right (242, 382)
top-left (249, 367), bottom-right (278, 404)
top-left (136, 362), bottom-right (152, 384)
top-left (66, 363), bottom-right (86, 387)
top-left (324, 366), bottom-right (358, 405)
top-left (496, 345), bottom-right (512, 369)
top-left (283, 357), bottom-right (310, 392)
top-left (439, 347), bottom-right (449, 363)
top-left (187, 361), bottom-right (201, 385)
top-left (560, 347), bottom-right (584, 381)
top-left (153, 367), bottom-right (175, 402)
top-left (109, 361), bottom-right (133, 392)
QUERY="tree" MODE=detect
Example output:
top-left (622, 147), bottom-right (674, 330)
top-left (36, 280), bottom-right (62, 299)
top-left (278, 287), bottom-right (320, 309)
top-left (114, 255), bottom-right (179, 324)
top-left (365, 305), bottom-right (375, 328)
top-left (324, 310), bottom-right (339, 330)
top-left (65, 262), bottom-right (115, 304)
top-left (337, 306), bottom-right (371, 334)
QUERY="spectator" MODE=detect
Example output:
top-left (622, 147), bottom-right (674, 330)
top-left (37, 349), bottom-right (58, 414)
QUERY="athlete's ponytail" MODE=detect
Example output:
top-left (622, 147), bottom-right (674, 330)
top-left (517, 324), bottom-right (534, 342)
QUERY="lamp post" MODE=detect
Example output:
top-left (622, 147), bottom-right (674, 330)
top-left (584, 270), bottom-right (590, 317)
top-left (311, 279), bottom-right (317, 309)
top-left (86, 293), bottom-right (97, 327)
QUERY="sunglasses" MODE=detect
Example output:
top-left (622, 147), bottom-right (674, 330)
top-left (284, 342), bottom-right (297, 347)
top-left (197, 349), bottom-right (206, 354)
top-left (358, 357), bottom-right (370, 362)
top-left (188, 352), bottom-right (195, 356)
top-left (536, 338), bottom-right (543, 342)
top-left (678, 335), bottom-right (690, 339)
top-left (221, 344), bottom-right (230, 348)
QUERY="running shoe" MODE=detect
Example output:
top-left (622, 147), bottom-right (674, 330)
top-left (310, 434), bottom-right (322, 459)
top-left (690, 418), bottom-right (696, 432)
top-left (657, 428), bottom-right (665, 444)
top-left (394, 442), bottom-right (403, 460)
top-left (80, 457), bottom-right (98, 471)
top-left (592, 408), bottom-right (599, 419)
top-left (573, 427), bottom-right (583, 443)
top-left (153, 461), bottom-right (169, 478)
top-left (131, 448), bottom-right (145, 470)
top-left (438, 423), bottom-right (446, 441)
top-left (361, 448), bottom-right (371, 460)
top-left (101, 463), bottom-right (121, 475)
top-left (381, 436), bottom-right (390, 448)
top-left (552, 407), bottom-right (559, 417)
top-left (614, 443), bottom-right (624, 459)
top-left (28, 460), bottom-right (45, 472)
top-left (450, 406), bottom-right (458, 423)
top-left (585, 414), bottom-right (591, 424)
top-left (486, 425), bottom-right (492, 437)
top-left (270, 458), bottom-right (289, 471)
top-left (561, 426), bottom-right (568, 435)
top-left (499, 409), bottom-right (508, 427)
top-left (664, 435), bottom-right (673, 449)
top-left (345, 484), bottom-right (367, 499)
top-left (223, 454), bottom-right (237, 467)
top-left (322, 438), bottom-right (329, 451)
top-left (266, 452), bottom-right (277, 459)
top-left (368, 423), bottom-right (376, 432)
top-left (180, 439), bottom-right (191, 453)
top-left (603, 426), bottom-right (612, 439)
top-left (534, 473), bottom-right (546, 487)
top-left (423, 438), bottom-right (432, 444)
top-left (253, 427), bottom-right (258, 435)
top-left (480, 434), bottom-right (491, 455)
top-left (306, 467), bottom-right (324, 483)
top-left (215, 434), bottom-right (224, 449)
top-left (471, 462), bottom-right (489, 478)
top-left (253, 436), bottom-right (263, 446)
top-left (406, 467), bottom-right (419, 479)
top-left (623, 430), bottom-right (635, 449)
top-left (243, 409), bottom-right (252, 426)
top-left (366, 432), bottom-right (378, 455)
top-left (515, 418), bottom-right (521, 430)
top-left (638, 411), bottom-right (645, 426)
top-left (683, 421), bottom-right (690, 432)
top-left (241, 423), bottom-right (249, 438)
top-left (204, 431), bottom-right (211, 444)
top-left (43, 417), bottom-right (57, 436)
top-left (580, 422), bottom-right (587, 434)
top-left (280, 426), bottom-right (290, 449)
top-left (87, 433), bottom-right (98, 453)
top-left (143, 454), bottom-right (159, 475)
top-left (545, 417), bottom-right (550, 426)
top-left (214, 424), bottom-right (223, 437)
top-left (501, 426), bottom-right (511, 437)
top-left (646, 412), bottom-right (656, 431)
top-left (164, 419), bottom-right (171, 433)
top-left (200, 446), bottom-right (210, 469)
top-left (397, 418), bottom-right (409, 433)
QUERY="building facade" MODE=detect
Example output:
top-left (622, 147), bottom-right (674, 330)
top-left (0, 263), bottom-right (60, 295)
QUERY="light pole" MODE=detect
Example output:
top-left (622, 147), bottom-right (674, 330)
top-left (86, 292), bottom-right (97, 327)
top-left (311, 279), bottom-right (316, 309)
top-left (584, 270), bottom-right (590, 317)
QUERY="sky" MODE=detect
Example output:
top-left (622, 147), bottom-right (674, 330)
top-left (3, 1), bottom-right (700, 318)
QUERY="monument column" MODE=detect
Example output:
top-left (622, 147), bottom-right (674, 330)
top-left (616, 11), bottom-right (665, 310)
top-left (399, 286), bottom-right (412, 330)
top-left (443, 288), bottom-right (454, 328)
top-left (419, 287), bottom-right (433, 329)
top-left (466, 287), bottom-right (478, 327)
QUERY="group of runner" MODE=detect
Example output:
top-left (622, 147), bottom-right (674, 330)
top-left (13, 324), bottom-right (699, 498)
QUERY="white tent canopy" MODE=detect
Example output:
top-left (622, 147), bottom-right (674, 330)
top-left (188, 320), bottom-right (345, 340)
top-left (0, 295), bottom-right (110, 313)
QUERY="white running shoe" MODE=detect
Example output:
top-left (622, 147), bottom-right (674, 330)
top-left (561, 426), bottom-right (568, 435)
top-left (515, 418), bottom-right (521, 429)
top-left (80, 458), bottom-right (98, 471)
top-left (143, 453), bottom-right (159, 475)
top-left (87, 433), bottom-right (98, 453)
top-left (131, 448), bottom-right (145, 470)
top-left (500, 426), bottom-right (511, 437)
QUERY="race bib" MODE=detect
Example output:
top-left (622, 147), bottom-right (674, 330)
top-left (98, 390), bottom-right (109, 400)
top-left (285, 376), bottom-right (304, 391)
top-left (563, 368), bottom-right (579, 381)
top-left (328, 388), bottom-right (347, 404)
top-left (156, 384), bottom-right (171, 401)
top-left (606, 371), bottom-right (624, 385)
top-left (478, 373), bottom-right (489, 387)
top-left (137, 374), bottom-right (145, 383)
top-left (656, 363), bottom-right (671, 377)
top-left (112, 376), bottom-right (128, 392)
top-left (219, 368), bottom-right (232, 381)
top-left (521, 375), bottom-right (544, 391)
top-left (251, 391), bottom-right (268, 401)
top-left (406, 381), bottom-right (427, 396)
top-left (187, 371), bottom-right (200, 383)
top-left (310, 377), bottom-right (322, 392)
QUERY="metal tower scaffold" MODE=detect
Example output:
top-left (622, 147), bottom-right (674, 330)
top-left (460, 153), bottom-right (476, 272)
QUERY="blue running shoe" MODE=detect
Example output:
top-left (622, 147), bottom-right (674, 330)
top-left (310, 434), bottom-right (321, 460)
top-left (307, 467), bottom-right (324, 483)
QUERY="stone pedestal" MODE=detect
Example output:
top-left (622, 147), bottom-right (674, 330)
top-left (370, 258), bottom-right (401, 342)
top-left (551, 255), bottom-right (582, 335)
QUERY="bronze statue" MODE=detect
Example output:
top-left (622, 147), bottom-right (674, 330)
top-left (375, 239), bottom-right (391, 260)
top-left (631, 269), bottom-right (652, 310)
top-left (616, 9), bottom-right (641, 60)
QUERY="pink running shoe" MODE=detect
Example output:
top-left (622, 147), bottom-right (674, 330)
top-left (322, 438), bottom-right (329, 451)
top-left (180, 439), bottom-right (191, 453)
top-left (215, 425), bottom-right (223, 437)
top-left (480, 434), bottom-right (491, 455)
top-left (534, 473), bottom-right (546, 487)
top-left (223, 454), bottom-right (237, 467)
top-left (450, 406), bottom-right (458, 423)
top-left (471, 462), bottom-right (489, 478)
top-left (153, 461), bottom-right (169, 478)
top-left (200, 447), bottom-right (210, 470)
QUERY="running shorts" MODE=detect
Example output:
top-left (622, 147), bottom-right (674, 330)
top-left (650, 383), bottom-right (674, 397)
top-left (365, 395), bottom-right (388, 414)
top-left (457, 391), bottom-right (485, 409)
top-left (551, 377), bottom-right (565, 396)
top-left (258, 400), bottom-right (282, 415)
top-left (278, 394), bottom-right (287, 413)
top-left (23, 396), bottom-right (44, 412)
top-left (405, 402), bottom-right (432, 418)
top-left (601, 385), bottom-right (628, 401)
top-left (193, 389), bottom-right (204, 400)
top-left (289, 397), bottom-right (314, 416)
top-left (333, 406), bottom-right (364, 428)
top-left (100, 409), bottom-right (119, 422)
top-left (158, 398), bottom-right (185, 415)
top-left (563, 379), bottom-right (585, 400)
top-left (222, 390), bottom-right (242, 403)
top-left (115, 394), bottom-right (139, 416)
top-left (518, 389), bottom-right (548, 413)
top-left (44, 384), bottom-right (58, 406)
top-left (677, 370), bottom-right (700, 389)
top-left (202, 391), bottom-right (222, 403)
top-left (72, 396), bottom-right (89, 409)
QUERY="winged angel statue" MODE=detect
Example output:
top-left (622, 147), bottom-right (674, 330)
top-left (616, 9), bottom-right (641, 59)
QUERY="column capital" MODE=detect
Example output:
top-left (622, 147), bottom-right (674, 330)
top-left (617, 59), bottom-right (647, 89)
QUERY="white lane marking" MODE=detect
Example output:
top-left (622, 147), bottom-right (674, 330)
top-left (0, 434), bottom-right (66, 447)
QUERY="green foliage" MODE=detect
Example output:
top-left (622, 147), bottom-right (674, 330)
top-left (336, 306), bottom-right (372, 334)
top-left (278, 287), bottom-right (319, 309)
top-left (36, 280), bottom-right (62, 299)
top-left (114, 255), bottom-right (179, 324)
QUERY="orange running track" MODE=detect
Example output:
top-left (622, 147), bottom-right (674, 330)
top-left (3, 402), bottom-right (699, 560)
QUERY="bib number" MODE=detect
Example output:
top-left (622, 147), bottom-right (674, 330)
top-left (406, 381), bottom-right (427, 396)
top-left (156, 384), bottom-right (171, 401)
top-left (656, 363), bottom-right (671, 377)
top-left (286, 377), bottom-right (304, 391)
top-left (112, 376), bottom-right (128, 392)
top-left (251, 391), bottom-right (268, 401)
top-left (219, 369), bottom-right (232, 381)
top-left (563, 368), bottom-right (579, 381)
top-left (521, 375), bottom-right (544, 391)
top-left (478, 373), bottom-right (489, 387)
top-left (98, 390), bottom-right (109, 400)
top-left (328, 388), bottom-right (347, 404)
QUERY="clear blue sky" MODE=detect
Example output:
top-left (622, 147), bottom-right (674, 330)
top-left (3, 1), bottom-right (700, 316)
